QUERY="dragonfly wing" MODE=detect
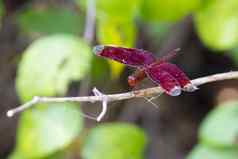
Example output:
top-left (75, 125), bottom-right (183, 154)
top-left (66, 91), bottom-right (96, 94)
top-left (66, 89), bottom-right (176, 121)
top-left (158, 48), bottom-right (180, 63)
top-left (93, 45), bottom-right (156, 67)
top-left (157, 63), bottom-right (198, 92)
top-left (145, 65), bottom-right (181, 96)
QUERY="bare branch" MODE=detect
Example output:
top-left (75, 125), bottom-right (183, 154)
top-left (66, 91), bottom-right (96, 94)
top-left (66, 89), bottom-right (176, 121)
top-left (7, 71), bottom-right (238, 119)
top-left (7, 96), bottom-right (40, 117)
top-left (83, 0), bottom-right (96, 44)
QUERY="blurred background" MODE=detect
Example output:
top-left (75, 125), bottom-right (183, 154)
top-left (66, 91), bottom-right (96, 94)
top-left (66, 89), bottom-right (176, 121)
top-left (1, 0), bottom-right (238, 159)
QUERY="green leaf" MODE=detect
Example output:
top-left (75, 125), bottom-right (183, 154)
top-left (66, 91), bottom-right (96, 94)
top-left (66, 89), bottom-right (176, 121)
top-left (195, 0), bottom-right (238, 50)
top-left (230, 47), bottom-right (238, 64)
top-left (108, 60), bottom-right (125, 79)
top-left (97, 19), bottom-right (136, 47)
top-left (8, 151), bottom-right (25, 159)
top-left (187, 144), bottom-right (238, 159)
top-left (42, 151), bottom-right (66, 159)
top-left (140, 0), bottom-right (200, 22)
top-left (12, 103), bottom-right (83, 159)
top-left (96, 0), bottom-right (140, 20)
top-left (16, 34), bottom-right (92, 102)
top-left (90, 57), bottom-right (111, 84)
top-left (17, 7), bottom-right (84, 35)
top-left (0, 1), bottom-right (4, 27)
top-left (143, 22), bottom-right (172, 49)
top-left (81, 123), bottom-right (147, 159)
top-left (199, 101), bottom-right (238, 148)
top-left (77, 0), bottom-right (140, 21)
top-left (8, 150), bottom-right (66, 159)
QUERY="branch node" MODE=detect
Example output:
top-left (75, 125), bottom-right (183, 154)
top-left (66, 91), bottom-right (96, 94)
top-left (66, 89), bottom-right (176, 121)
top-left (92, 87), bottom-right (108, 122)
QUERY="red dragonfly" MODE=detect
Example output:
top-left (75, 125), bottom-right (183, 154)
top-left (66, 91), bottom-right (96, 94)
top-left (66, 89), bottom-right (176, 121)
top-left (93, 45), bottom-right (198, 96)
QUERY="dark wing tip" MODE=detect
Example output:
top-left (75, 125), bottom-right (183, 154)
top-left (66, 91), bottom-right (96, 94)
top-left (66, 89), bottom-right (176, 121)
top-left (93, 45), bottom-right (105, 56)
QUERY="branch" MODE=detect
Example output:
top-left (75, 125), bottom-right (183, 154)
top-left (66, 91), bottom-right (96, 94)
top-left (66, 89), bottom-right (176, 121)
top-left (83, 0), bottom-right (96, 44)
top-left (7, 71), bottom-right (238, 119)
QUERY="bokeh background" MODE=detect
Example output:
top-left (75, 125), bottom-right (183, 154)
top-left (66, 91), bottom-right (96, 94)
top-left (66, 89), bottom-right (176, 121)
top-left (1, 0), bottom-right (238, 159)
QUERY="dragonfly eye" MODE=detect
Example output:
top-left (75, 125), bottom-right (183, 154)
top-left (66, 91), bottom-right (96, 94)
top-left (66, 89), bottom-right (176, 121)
top-left (93, 45), bottom-right (105, 55)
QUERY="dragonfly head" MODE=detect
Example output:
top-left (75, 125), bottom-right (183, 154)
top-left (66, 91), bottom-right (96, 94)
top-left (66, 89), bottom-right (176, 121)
top-left (93, 45), bottom-right (105, 56)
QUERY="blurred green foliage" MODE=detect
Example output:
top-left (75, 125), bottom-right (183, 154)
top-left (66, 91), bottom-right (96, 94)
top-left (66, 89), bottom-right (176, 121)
top-left (97, 19), bottom-right (136, 49)
top-left (140, 0), bottom-right (201, 22)
top-left (90, 57), bottom-right (111, 84)
top-left (77, 0), bottom-right (140, 20)
top-left (195, 0), bottom-right (238, 50)
top-left (187, 144), bottom-right (238, 159)
top-left (0, 1), bottom-right (3, 17)
top-left (9, 103), bottom-right (83, 159)
top-left (187, 101), bottom-right (238, 159)
top-left (17, 7), bottom-right (84, 35)
top-left (199, 101), bottom-right (238, 148)
top-left (0, 0), bottom-right (3, 29)
top-left (81, 123), bottom-right (147, 159)
top-left (230, 48), bottom-right (238, 64)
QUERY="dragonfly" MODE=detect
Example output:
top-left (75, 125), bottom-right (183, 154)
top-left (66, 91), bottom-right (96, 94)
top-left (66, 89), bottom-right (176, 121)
top-left (93, 45), bottom-right (198, 96)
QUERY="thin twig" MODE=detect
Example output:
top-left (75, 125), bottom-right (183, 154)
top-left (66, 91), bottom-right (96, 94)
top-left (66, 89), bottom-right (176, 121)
top-left (92, 87), bottom-right (108, 121)
top-left (7, 71), bottom-right (238, 118)
top-left (83, 0), bottom-right (96, 44)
